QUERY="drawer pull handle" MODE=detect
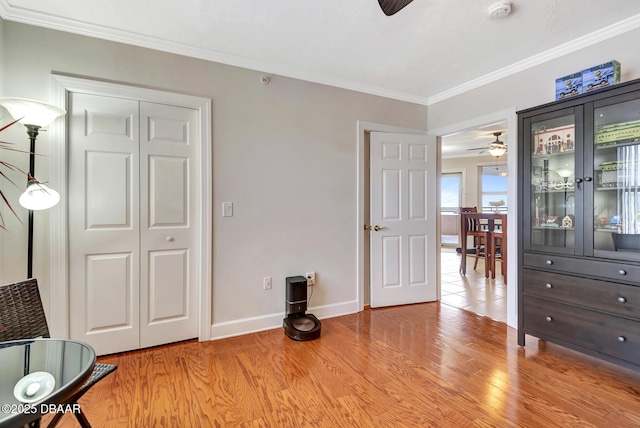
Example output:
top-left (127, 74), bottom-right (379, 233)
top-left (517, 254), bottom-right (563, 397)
top-left (618, 336), bottom-right (627, 343)
top-left (545, 316), bottom-right (553, 322)
top-left (618, 270), bottom-right (627, 276)
top-left (545, 283), bottom-right (553, 289)
top-left (545, 260), bottom-right (553, 265)
top-left (618, 297), bottom-right (627, 304)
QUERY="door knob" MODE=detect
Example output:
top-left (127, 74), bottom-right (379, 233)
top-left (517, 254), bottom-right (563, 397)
top-left (364, 225), bottom-right (372, 231)
top-left (373, 225), bottom-right (388, 231)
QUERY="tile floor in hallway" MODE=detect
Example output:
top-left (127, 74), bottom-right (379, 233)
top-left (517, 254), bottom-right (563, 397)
top-left (440, 247), bottom-right (507, 322)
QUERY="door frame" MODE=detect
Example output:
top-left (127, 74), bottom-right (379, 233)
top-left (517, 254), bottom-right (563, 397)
top-left (356, 121), bottom-right (430, 310)
top-left (429, 108), bottom-right (518, 328)
top-left (49, 74), bottom-right (212, 342)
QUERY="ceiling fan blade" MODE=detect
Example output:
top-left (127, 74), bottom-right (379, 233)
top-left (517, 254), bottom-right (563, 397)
top-left (378, 0), bottom-right (414, 16)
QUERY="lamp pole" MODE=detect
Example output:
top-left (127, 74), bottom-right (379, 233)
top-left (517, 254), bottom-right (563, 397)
top-left (0, 97), bottom-right (65, 280)
top-left (25, 124), bottom-right (40, 279)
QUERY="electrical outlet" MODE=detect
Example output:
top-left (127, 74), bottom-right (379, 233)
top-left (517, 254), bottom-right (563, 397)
top-left (263, 276), bottom-right (272, 290)
top-left (305, 272), bottom-right (316, 286)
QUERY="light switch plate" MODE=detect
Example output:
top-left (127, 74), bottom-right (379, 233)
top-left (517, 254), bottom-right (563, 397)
top-left (222, 202), bottom-right (233, 217)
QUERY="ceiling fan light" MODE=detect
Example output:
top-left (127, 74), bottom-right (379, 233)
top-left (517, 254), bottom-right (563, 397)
top-left (486, 131), bottom-right (507, 157)
top-left (488, 146), bottom-right (507, 157)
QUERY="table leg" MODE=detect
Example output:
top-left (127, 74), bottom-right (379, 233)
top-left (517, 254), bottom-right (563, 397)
top-left (459, 215), bottom-right (467, 275)
top-left (502, 223), bottom-right (507, 283)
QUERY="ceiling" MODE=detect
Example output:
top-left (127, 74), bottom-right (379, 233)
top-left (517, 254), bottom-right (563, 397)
top-left (1, 1), bottom-right (640, 107)
top-left (441, 122), bottom-right (507, 159)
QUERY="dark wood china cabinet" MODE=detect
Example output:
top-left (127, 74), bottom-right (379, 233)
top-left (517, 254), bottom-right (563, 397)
top-left (518, 78), bottom-right (640, 370)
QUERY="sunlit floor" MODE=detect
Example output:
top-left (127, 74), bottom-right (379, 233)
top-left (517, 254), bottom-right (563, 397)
top-left (440, 246), bottom-right (507, 322)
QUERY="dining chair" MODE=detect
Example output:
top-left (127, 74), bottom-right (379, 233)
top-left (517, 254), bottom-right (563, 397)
top-left (459, 207), bottom-right (490, 277)
top-left (0, 278), bottom-right (117, 428)
top-left (490, 220), bottom-right (507, 283)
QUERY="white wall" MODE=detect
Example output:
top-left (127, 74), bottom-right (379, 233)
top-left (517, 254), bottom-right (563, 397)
top-left (0, 19), bottom-right (428, 335)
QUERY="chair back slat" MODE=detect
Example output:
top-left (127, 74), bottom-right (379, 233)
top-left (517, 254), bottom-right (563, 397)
top-left (0, 279), bottom-right (51, 341)
top-left (459, 207), bottom-right (481, 232)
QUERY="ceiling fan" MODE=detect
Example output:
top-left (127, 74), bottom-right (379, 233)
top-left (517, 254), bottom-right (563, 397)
top-left (466, 132), bottom-right (508, 157)
top-left (378, 0), bottom-right (414, 16)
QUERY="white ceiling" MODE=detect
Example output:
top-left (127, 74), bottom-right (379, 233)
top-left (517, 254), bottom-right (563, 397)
top-left (441, 121), bottom-right (507, 159)
top-left (1, 0), bottom-right (640, 106)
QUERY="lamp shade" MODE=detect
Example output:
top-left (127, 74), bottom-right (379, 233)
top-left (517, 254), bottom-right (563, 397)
top-left (556, 167), bottom-right (574, 179)
top-left (19, 183), bottom-right (60, 210)
top-left (0, 97), bottom-right (66, 127)
top-left (488, 145), bottom-right (507, 157)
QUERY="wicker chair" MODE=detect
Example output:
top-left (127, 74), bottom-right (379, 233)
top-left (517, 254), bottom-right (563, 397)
top-left (0, 278), bottom-right (117, 428)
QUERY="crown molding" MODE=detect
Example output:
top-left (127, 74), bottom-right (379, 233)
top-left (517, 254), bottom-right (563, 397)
top-left (0, 1), bottom-right (430, 105)
top-left (427, 13), bottom-right (640, 105)
top-left (1, 1), bottom-right (639, 107)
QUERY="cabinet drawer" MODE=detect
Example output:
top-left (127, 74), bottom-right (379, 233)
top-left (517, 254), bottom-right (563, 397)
top-left (523, 296), bottom-right (640, 366)
top-left (522, 269), bottom-right (640, 319)
top-left (523, 252), bottom-right (640, 283)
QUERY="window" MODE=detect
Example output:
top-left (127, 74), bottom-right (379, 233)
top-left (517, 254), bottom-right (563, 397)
top-left (480, 164), bottom-right (508, 212)
top-left (441, 172), bottom-right (462, 245)
top-left (441, 173), bottom-right (462, 213)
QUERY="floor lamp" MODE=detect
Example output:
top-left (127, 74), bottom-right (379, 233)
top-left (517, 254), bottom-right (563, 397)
top-left (0, 98), bottom-right (65, 278)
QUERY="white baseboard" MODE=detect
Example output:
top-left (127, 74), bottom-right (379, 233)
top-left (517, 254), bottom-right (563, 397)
top-left (208, 299), bottom-right (359, 341)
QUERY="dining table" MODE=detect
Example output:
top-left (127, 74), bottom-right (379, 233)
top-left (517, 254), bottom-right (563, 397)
top-left (0, 338), bottom-right (95, 428)
top-left (459, 212), bottom-right (507, 278)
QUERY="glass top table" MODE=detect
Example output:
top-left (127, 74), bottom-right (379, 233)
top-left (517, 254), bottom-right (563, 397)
top-left (0, 339), bottom-right (96, 428)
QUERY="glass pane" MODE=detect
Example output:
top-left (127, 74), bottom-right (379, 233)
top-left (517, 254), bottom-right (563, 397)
top-left (480, 165), bottom-right (507, 212)
top-left (440, 173), bottom-right (461, 245)
top-left (593, 98), bottom-right (640, 255)
top-left (440, 173), bottom-right (461, 212)
top-left (531, 114), bottom-right (576, 249)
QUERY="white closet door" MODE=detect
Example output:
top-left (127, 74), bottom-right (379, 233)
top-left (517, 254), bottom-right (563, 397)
top-left (139, 102), bottom-right (198, 348)
top-left (69, 94), bottom-right (199, 356)
top-left (69, 93), bottom-right (141, 355)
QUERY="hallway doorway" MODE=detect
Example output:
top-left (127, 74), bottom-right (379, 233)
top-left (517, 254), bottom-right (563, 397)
top-left (437, 119), bottom-right (510, 323)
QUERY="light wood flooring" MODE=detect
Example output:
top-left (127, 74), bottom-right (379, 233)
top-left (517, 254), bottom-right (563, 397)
top-left (45, 303), bottom-right (640, 427)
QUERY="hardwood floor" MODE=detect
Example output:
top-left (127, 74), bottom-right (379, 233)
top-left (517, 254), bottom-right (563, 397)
top-left (44, 303), bottom-right (640, 427)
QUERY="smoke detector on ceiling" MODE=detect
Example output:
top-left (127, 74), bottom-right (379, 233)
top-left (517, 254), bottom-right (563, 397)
top-left (487, 1), bottom-right (512, 19)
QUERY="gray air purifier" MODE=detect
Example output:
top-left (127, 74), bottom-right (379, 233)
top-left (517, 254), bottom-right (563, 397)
top-left (283, 275), bottom-right (321, 341)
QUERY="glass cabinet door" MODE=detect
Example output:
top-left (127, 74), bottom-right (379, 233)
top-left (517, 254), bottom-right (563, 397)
top-left (528, 113), bottom-right (578, 252)
top-left (592, 97), bottom-right (640, 260)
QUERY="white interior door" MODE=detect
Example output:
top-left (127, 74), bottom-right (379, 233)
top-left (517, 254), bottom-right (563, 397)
top-left (69, 93), bottom-right (198, 355)
top-left (370, 132), bottom-right (438, 308)
top-left (69, 93), bottom-right (141, 355)
top-left (139, 102), bottom-right (198, 348)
